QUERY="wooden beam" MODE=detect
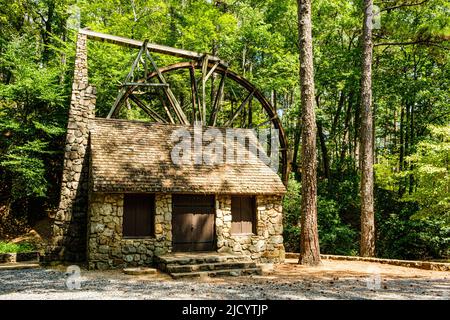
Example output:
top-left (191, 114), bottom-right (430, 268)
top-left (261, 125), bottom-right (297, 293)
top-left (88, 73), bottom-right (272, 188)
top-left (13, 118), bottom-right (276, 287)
top-left (107, 87), bottom-right (125, 118)
top-left (209, 71), bottom-right (227, 126)
top-left (204, 62), bottom-right (219, 82)
top-left (129, 94), bottom-right (167, 123)
top-left (189, 65), bottom-right (199, 122)
top-left (224, 90), bottom-right (255, 127)
top-left (107, 41), bottom-right (147, 118)
top-left (122, 82), bottom-right (168, 87)
top-left (79, 28), bottom-right (226, 65)
top-left (156, 94), bottom-right (175, 124)
top-left (201, 55), bottom-right (209, 124)
top-left (145, 50), bottom-right (190, 125)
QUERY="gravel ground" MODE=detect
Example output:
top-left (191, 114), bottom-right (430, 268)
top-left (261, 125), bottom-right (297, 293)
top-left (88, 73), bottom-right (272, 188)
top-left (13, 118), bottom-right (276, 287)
top-left (0, 259), bottom-right (449, 300)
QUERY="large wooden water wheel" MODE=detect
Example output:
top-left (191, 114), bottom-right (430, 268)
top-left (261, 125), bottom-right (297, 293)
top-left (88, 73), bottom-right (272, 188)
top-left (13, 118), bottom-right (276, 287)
top-left (81, 29), bottom-right (289, 184)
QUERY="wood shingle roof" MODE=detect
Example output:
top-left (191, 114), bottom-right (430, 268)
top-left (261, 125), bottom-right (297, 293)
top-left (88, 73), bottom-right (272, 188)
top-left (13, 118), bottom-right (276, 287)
top-left (89, 118), bottom-right (286, 195)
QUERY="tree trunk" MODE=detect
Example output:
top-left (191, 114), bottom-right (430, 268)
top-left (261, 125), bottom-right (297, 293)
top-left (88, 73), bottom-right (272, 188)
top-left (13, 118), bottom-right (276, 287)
top-left (330, 90), bottom-right (345, 138)
top-left (292, 115), bottom-right (301, 179)
top-left (399, 105), bottom-right (405, 195)
top-left (248, 98), bottom-right (253, 128)
top-left (297, 0), bottom-right (321, 266)
top-left (393, 108), bottom-right (398, 150)
top-left (210, 39), bottom-right (218, 112)
top-left (42, 1), bottom-right (55, 63)
top-left (316, 96), bottom-right (330, 180)
top-left (271, 90), bottom-right (277, 111)
top-left (359, 0), bottom-right (375, 257)
top-left (317, 121), bottom-right (330, 180)
top-left (353, 97), bottom-right (361, 169)
top-left (339, 89), bottom-right (354, 174)
top-left (401, 102), bottom-right (411, 194)
top-left (409, 103), bottom-right (415, 194)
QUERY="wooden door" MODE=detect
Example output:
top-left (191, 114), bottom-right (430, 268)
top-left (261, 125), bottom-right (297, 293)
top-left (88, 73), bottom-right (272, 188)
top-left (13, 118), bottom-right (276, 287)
top-left (172, 195), bottom-right (215, 252)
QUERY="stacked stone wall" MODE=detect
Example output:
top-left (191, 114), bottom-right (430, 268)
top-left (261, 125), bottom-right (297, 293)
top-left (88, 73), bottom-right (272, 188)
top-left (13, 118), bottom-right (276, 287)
top-left (87, 193), bottom-right (284, 268)
top-left (87, 193), bottom-right (172, 269)
top-left (49, 33), bottom-right (96, 262)
top-left (216, 195), bottom-right (285, 263)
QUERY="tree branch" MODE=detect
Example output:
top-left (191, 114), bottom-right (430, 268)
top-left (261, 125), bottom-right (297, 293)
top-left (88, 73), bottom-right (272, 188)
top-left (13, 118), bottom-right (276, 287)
top-left (380, 0), bottom-right (429, 12)
top-left (374, 40), bottom-right (449, 50)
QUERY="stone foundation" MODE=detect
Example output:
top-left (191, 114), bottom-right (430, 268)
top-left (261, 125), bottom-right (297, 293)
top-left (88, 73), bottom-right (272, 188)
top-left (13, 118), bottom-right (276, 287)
top-left (87, 193), bottom-right (284, 269)
top-left (87, 193), bottom-right (172, 269)
top-left (216, 195), bottom-right (285, 263)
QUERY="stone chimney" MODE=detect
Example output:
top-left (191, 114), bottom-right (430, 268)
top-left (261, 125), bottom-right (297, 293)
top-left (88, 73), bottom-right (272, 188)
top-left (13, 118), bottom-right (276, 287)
top-left (49, 32), bottom-right (96, 262)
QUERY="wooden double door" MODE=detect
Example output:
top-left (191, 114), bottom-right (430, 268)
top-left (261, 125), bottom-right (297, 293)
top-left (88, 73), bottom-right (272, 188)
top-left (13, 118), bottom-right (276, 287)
top-left (172, 194), bottom-right (215, 252)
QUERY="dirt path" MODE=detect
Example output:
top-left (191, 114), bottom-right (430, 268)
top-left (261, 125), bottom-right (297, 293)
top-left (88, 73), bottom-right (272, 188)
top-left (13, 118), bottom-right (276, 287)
top-left (0, 259), bottom-right (448, 299)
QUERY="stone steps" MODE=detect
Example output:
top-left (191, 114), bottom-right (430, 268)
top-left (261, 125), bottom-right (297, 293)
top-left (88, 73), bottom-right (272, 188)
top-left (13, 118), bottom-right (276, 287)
top-left (171, 267), bottom-right (262, 279)
top-left (166, 261), bottom-right (258, 273)
top-left (155, 252), bottom-right (261, 278)
top-left (156, 253), bottom-right (251, 269)
top-left (123, 267), bottom-right (158, 275)
top-left (0, 251), bottom-right (40, 270)
top-left (0, 251), bottom-right (40, 263)
top-left (0, 262), bottom-right (40, 270)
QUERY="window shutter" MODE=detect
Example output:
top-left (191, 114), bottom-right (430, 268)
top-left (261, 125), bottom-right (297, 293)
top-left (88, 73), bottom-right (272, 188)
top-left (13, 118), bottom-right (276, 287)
top-left (123, 195), bottom-right (136, 236)
top-left (240, 197), bottom-right (254, 234)
top-left (231, 196), bottom-right (256, 234)
top-left (231, 196), bottom-right (242, 234)
top-left (123, 194), bottom-right (155, 237)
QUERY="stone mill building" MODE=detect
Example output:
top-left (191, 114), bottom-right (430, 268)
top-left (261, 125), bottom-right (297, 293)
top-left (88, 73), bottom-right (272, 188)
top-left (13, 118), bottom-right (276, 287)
top-left (49, 31), bottom-right (286, 272)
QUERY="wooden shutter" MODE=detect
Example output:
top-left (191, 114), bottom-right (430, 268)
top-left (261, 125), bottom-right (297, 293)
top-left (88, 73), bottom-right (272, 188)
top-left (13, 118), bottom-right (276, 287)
top-left (231, 196), bottom-right (242, 234)
top-left (231, 196), bottom-right (255, 234)
top-left (240, 196), bottom-right (255, 234)
top-left (123, 194), bottom-right (155, 237)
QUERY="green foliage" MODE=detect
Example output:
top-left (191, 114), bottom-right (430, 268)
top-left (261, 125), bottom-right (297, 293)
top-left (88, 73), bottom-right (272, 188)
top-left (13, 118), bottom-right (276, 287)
top-left (0, 241), bottom-right (35, 253)
top-left (282, 175), bottom-right (301, 253)
top-left (0, 35), bottom-right (67, 205)
top-left (376, 188), bottom-right (450, 260)
top-left (374, 155), bottom-right (400, 191)
top-left (404, 125), bottom-right (450, 223)
top-left (316, 197), bottom-right (358, 255)
top-left (375, 125), bottom-right (450, 224)
top-left (283, 175), bottom-right (358, 255)
top-left (378, 214), bottom-right (450, 260)
top-left (1, 141), bottom-right (49, 198)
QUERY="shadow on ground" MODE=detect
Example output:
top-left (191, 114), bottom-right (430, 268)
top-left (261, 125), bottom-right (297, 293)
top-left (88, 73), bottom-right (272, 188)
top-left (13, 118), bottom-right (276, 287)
top-left (0, 264), bottom-right (448, 300)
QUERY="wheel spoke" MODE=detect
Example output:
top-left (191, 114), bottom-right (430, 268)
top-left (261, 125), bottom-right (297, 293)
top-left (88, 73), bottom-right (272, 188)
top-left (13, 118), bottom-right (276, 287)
top-left (189, 65), bottom-right (201, 123)
top-left (209, 71), bottom-right (227, 126)
top-left (248, 98), bottom-right (253, 128)
top-left (155, 93), bottom-right (175, 124)
top-left (204, 62), bottom-right (219, 82)
top-left (224, 90), bottom-right (255, 127)
top-left (201, 55), bottom-right (209, 124)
